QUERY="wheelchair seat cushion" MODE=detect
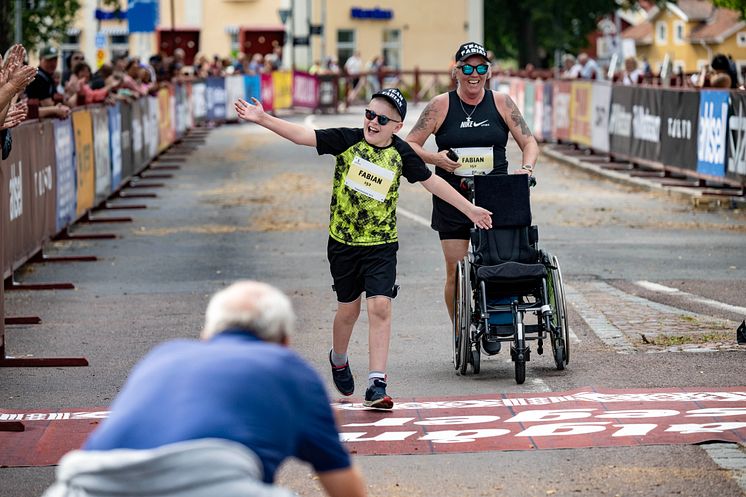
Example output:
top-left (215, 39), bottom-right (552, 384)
top-left (476, 262), bottom-right (547, 282)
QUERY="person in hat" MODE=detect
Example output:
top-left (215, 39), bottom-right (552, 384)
top-left (234, 88), bottom-right (493, 409)
top-left (405, 42), bottom-right (539, 351)
top-left (24, 45), bottom-right (70, 119)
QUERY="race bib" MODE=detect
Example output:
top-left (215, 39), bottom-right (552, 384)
top-left (345, 156), bottom-right (395, 202)
top-left (452, 147), bottom-right (494, 176)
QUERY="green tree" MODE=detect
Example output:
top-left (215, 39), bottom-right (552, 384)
top-left (485, 0), bottom-right (618, 68)
top-left (0, 0), bottom-right (81, 54)
top-left (711, 0), bottom-right (746, 18)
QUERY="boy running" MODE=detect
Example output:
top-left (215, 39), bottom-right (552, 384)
top-left (234, 89), bottom-right (491, 409)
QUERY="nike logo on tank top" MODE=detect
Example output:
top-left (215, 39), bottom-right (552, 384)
top-left (434, 90), bottom-right (510, 177)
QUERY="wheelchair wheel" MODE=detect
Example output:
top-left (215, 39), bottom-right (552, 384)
top-left (458, 260), bottom-right (472, 375)
top-left (452, 260), bottom-right (468, 371)
top-left (548, 255), bottom-right (570, 369)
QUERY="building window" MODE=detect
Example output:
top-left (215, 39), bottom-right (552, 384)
top-left (337, 29), bottom-right (355, 67)
top-left (110, 34), bottom-right (129, 58)
top-left (382, 29), bottom-right (401, 69)
top-left (674, 21), bottom-right (684, 44)
top-left (656, 21), bottom-right (667, 44)
top-left (737, 31), bottom-right (746, 47)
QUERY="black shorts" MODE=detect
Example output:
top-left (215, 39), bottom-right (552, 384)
top-left (438, 226), bottom-right (472, 240)
top-left (327, 237), bottom-right (399, 303)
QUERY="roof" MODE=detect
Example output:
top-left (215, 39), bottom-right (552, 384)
top-left (668, 0), bottom-right (714, 21)
top-left (621, 20), bottom-right (653, 45)
top-left (689, 8), bottom-right (746, 42)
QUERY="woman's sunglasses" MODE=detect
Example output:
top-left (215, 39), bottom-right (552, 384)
top-left (459, 63), bottom-right (489, 76)
top-left (365, 108), bottom-right (400, 126)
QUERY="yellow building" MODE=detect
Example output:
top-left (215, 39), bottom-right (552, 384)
top-left (68, 0), bottom-right (482, 73)
top-left (622, 0), bottom-right (746, 76)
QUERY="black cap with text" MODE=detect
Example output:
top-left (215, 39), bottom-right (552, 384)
top-left (372, 88), bottom-right (407, 120)
top-left (454, 42), bottom-right (489, 63)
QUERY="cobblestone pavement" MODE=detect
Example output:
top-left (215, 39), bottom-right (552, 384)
top-left (567, 280), bottom-right (740, 353)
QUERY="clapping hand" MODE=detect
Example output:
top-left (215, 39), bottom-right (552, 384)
top-left (0, 45), bottom-right (35, 93)
top-left (234, 97), bottom-right (265, 123)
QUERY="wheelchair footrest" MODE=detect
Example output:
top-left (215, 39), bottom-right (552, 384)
top-left (510, 345), bottom-right (531, 362)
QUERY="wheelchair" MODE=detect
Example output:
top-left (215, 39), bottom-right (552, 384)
top-left (452, 173), bottom-right (569, 384)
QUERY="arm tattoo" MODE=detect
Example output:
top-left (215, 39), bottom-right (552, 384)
top-left (410, 100), bottom-right (437, 137)
top-left (506, 96), bottom-right (532, 137)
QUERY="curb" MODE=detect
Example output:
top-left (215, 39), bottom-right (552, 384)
top-left (541, 145), bottom-right (746, 209)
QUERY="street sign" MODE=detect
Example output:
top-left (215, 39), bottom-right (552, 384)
top-left (96, 49), bottom-right (105, 69)
top-left (293, 36), bottom-right (309, 46)
top-left (278, 8), bottom-right (291, 24)
top-left (94, 33), bottom-right (106, 49)
top-left (310, 24), bottom-right (323, 36)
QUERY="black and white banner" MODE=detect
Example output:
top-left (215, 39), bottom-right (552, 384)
top-left (591, 82), bottom-right (611, 153)
top-left (727, 91), bottom-right (746, 177)
top-left (608, 86), bottom-right (633, 157)
top-left (660, 90), bottom-right (700, 172)
top-left (630, 87), bottom-right (662, 162)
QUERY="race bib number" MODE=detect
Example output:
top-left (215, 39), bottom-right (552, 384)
top-left (452, 147), bottom-right (494, 176)
top-left (344, 156), bottom-right (395, 202)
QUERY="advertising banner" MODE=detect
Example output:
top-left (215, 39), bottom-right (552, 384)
top-left (727, 91), bottom-right (746, 178)
top-left (260, 73), bottom-right (274, 111)
top-left (119, 101), bottom-right (134, 181)
top-left (523, 81), bottom-right (535, 137)
top-left (590, 82), bottom-right (612, 153)
top-left (206, 77), bottom-right (227, 121)
top-left (660, 90), bottom-right (699, 171)
top-left (91, 106), bottom-right (111, 203)
top-left (108, 104), bottom-right (122, 188)
top-left (244, 75), bottom-right (261, 103)
top-left (542, 82), bottom-right (553, 141)
top-left (608, 85), bottom-right (634, 157)
top-left (158, 87), bottom-right (172, 152)
top-left (629, 87), bottom-right (662, 162)
top-left (191, 81), bottom-right (207, 124)
top-left (292, 71), bottom-right (319, 109)
top-left (30, 121), bottom-right (57, 241)
top-left (317, 75), bottom-right (336, 113)
top-left (569, 82), bottom-right (592, 147)
top-left (224, 75), bottom-right (245, 120)
top-left (552, 81), bottom-right (571, 141)
top-left (131, 98), bottom-right (145, 173)
top-left (53, 119), bottom-right (76, 232)
top-left (272, 71), bottom-right (293, 110)
top-left (72, 110), bottom-right (95, 217)
top-left (147, 96), bottom-right (159, 160)
top-left (509, 78), bottom-right (525, 113)
top-left (697, 90), bottom-right (730, 177)
top-left (533, 80), bottom-right (544, 142)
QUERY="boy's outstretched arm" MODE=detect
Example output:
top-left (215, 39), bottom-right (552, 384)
top-left (420, 175), bottom-right (493, 230)
top-left (235, 97), bottom-right (317, 147)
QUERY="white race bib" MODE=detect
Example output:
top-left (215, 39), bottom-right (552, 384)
top-left (451, 147), bottom-right (494, 176)
top-left (344, 156), bottom-right (395, 202)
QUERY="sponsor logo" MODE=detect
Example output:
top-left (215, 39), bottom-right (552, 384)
top-left (34, 165), bottom-right (53, 198)
top-left (554, 94), bottom-right (571, 130)
top-left (698, 101), bottom-right (728, 165)
top-left (460, 119), bottom-right (490, 128)
top-left (9, 161), bottom-right (22, 221)
top-left (728, 100), bottom-right (746, 175)
top-left (667, 117), bottom-right (692, 140)
top-left (608, 103), bottom-right (632, 137)
top-left (632, 105), bottom-right (661, 143)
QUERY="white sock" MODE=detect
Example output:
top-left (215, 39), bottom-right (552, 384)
top-left (368, 371), bottom-right (386, 387)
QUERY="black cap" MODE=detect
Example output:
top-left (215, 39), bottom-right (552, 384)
top-left (372, 88), bottom-right (407, 120)
top-left (454, 42), bottom-right (489, 63)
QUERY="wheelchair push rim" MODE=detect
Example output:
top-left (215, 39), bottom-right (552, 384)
top-left (452, 259), bottom-right (468, 371)
top-left (459, 259), bottom-right (472, 375)
top-left (548, 255), bottom-right (570, 368)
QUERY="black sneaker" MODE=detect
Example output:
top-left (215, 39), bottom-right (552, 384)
top-left (363, 379), bottom-right (393, 409)
top-left (329, 350), bottom-right (354, 396)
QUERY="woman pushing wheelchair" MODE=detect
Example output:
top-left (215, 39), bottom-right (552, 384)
top-left (405, 41), bottom-right (540, 328)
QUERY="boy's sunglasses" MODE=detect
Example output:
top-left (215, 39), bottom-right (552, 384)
top-left (365, 108), bottom-right (400, 125)
top-left (459, 63), bottom-right (489, 76)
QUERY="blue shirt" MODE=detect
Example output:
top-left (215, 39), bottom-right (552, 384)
top-left (84, 331), bottom-right (351, 483)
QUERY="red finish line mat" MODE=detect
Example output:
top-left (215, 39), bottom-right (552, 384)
top-left (333, 386), bottom-right (746, 456)
top-left (2, 387), bottom-right (746, 467)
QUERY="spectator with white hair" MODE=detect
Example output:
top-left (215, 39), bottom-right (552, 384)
top-left (42, 280), bottom-right (367, 497)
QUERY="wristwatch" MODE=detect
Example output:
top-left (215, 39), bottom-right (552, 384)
top-left (521, 164), bottom-right (534, 173)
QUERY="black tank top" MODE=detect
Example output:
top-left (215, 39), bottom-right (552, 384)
top-left (431, 89), bottom-right (510, 232)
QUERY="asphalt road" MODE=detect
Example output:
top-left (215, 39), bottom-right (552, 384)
top-left (1, 104), bottom-right (746, 496)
